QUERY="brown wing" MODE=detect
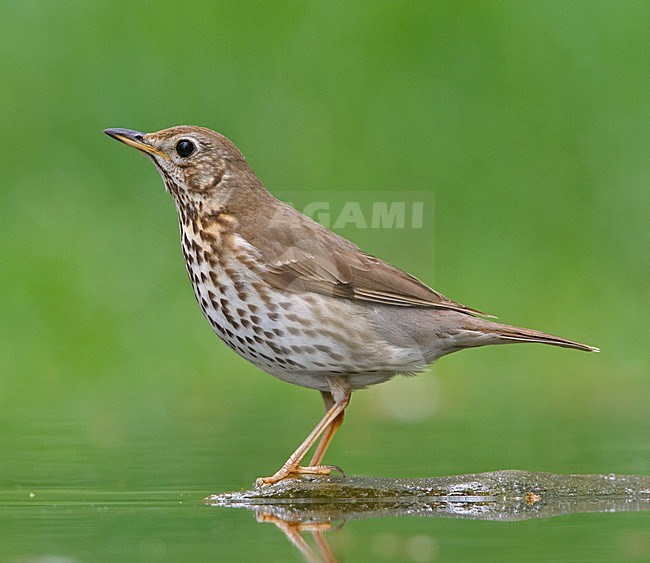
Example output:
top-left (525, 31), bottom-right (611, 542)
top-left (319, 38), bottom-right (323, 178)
top-left (239, 201), bottom-right (490, 317)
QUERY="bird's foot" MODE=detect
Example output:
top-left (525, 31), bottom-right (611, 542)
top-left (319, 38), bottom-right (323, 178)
top-left (256, 463), bottom-right (344, 487)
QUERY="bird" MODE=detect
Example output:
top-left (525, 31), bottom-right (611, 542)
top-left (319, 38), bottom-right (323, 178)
top-left (104, 126), bottom-right (598, 486)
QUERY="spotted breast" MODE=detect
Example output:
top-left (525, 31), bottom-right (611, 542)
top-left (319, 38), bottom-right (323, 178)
top-left (177, 209), bottom-right (426, 391)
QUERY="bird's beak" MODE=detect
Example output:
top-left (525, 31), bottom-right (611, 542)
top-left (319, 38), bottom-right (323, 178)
top-left (103, 128), bottom-right (170, 160)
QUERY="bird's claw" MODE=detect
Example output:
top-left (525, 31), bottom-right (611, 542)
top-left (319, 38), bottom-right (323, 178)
top-left (255, 463), bottom-right (345, 487)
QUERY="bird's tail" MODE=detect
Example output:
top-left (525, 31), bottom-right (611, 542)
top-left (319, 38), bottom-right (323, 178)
top-left (461, 317), bottom-right (599, 353)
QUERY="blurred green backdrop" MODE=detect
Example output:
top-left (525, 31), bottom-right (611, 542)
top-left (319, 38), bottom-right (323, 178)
top-left (0, 1), bottom-right (648, 561)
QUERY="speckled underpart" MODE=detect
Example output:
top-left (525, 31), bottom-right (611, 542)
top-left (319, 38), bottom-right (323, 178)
top-left (178, 209), bottom-right (433, 391)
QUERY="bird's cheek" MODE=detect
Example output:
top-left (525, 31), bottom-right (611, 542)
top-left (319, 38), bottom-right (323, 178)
top-left (198, 167), bottom-right (227, 195)
top-left (180, 168), bottom-right (204, 195)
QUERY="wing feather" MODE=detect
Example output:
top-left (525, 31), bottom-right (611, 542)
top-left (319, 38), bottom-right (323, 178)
top-left (238, 200), bottom-right (491, 317)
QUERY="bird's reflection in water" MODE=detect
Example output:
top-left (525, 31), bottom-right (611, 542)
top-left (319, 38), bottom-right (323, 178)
top-left (227, 495), bottom-right (540, 562)
top-left (206, 471), bottom-right (650, 563)
top-left (256, 512), bottom-right (338, 563)
top-left (245, 498), bottom-right (504, 563)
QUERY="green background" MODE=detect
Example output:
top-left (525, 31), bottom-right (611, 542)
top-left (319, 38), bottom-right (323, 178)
top-left (1, 1), bottom-right (648, 561)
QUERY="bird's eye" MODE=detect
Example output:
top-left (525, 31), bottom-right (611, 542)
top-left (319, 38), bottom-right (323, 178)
top-left (175, 139), bottom-right (195, 157)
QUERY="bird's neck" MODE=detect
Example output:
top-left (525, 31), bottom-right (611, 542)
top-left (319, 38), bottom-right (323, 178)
top-left (173, 168), bottom-right (280, 264)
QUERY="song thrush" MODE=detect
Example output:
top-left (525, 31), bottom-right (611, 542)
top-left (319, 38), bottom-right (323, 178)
top-left (104, 126), bottom-right (598, 486)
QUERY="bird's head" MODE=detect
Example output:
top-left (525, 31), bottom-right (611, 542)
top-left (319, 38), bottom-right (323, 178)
top-left (104, 126), bottom-right (251, 211)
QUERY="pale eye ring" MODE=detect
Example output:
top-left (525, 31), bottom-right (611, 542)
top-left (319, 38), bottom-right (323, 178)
top-left (175, 139), bottom-right (195, 157)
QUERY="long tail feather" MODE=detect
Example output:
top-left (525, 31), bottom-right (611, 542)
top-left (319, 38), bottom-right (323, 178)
top-left (464, 318), bottom-right (599, 352)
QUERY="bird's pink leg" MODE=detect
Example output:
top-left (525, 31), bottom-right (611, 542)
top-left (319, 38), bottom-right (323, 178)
top-left (309, 394), bottom-right (345, 467)
top-left (256, 378), bottom-right (350, 487)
